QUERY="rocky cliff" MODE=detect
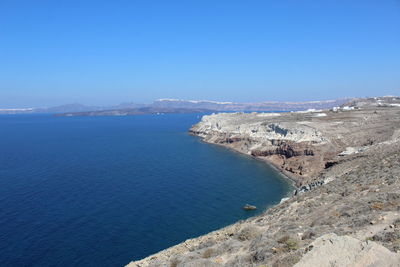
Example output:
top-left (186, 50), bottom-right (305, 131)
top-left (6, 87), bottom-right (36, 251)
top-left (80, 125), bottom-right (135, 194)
top-left (190, 100), bottom-right (400, 186)
top-left (127, 97), bottom-right (400, 267)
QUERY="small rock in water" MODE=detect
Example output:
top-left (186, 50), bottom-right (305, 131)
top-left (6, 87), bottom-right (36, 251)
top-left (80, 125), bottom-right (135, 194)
top-left (243, 204), bottom-right (257, 210)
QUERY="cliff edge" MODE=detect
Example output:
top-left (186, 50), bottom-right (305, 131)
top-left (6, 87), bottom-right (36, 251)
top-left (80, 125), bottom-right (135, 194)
top-left (127, 97), bottom-right (400, 267)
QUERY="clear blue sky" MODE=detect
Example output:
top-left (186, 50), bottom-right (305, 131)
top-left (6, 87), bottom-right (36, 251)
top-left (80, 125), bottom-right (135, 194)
top-left (1, 0), bottom-right (399, 107)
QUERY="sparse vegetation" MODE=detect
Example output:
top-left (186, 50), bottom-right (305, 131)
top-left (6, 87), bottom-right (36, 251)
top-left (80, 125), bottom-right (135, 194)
top-left (237, 225), bottom-right (263, 241)
top-left (169, 259), bottom-right (179, 267)
top-left (285, 239), bottom-right (299, 251)
top-left (277, 236), bottom-right (299, 251)
top-left (301, 231), bottom-right (316, 240)
top-left (272, 252), bottom-right (302, 267)
top-left (202, 248), bottom-right (214, 258)
top-left (371, 202), bottom-right (384, 210)
top-left (277, 235), bottom-right (290, 244)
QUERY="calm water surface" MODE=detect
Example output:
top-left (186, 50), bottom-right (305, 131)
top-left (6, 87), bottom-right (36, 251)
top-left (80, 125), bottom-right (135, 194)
top-left (0, 114), bottom-right (292, 266)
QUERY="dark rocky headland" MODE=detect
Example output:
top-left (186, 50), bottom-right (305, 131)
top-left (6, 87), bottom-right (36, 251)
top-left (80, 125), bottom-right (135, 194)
top-left (127, 97), bottom-right (400, 267)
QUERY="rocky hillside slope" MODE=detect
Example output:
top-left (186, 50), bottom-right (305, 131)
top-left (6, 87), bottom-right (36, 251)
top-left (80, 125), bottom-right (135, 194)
top-left (127, 97), bottom-right (400, 267)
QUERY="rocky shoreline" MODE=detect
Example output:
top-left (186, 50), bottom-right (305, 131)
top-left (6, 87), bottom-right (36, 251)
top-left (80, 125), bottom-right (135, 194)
top-left (127, 97), bottom-right (400, 267)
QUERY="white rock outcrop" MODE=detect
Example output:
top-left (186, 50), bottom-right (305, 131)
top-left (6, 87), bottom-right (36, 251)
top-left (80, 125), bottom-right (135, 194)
top-left (194, 113), bottom-right (326, 143)
top-left (294, 233), bottom-right (400, 267)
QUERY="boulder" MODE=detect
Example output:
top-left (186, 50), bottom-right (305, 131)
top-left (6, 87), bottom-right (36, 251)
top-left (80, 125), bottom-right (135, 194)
top-left (294, 233), bottom-right (400, 267)
top-left (243, 204), bottom-right (257, 210)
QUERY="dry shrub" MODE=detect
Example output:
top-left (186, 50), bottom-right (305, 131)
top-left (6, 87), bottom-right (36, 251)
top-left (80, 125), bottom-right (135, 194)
top-left (371, 202), bottom-right (384, 210)
top-left (236, 225), bottom-right (263, 241)
top-left (332, 210), bottom-right (341, 217)
top-left (285, 239), bottom-right (299, 251)
top-left (272, 252), bottom-right (302, 267)
top-left (170, 259), bottom-right (179, 267)
top-left (202, 248), bottom-right (214, 258)
top-left (277, 235), bottom-right (290, 244)
top-left (301, 231), bottom-right (315, 240)
top-left (277, 235), bottom-right (299, 251)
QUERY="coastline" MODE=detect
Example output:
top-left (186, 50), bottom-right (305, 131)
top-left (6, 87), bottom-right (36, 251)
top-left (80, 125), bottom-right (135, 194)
top-left (127, 102), bottom-right (400, 267)
top-left (192, 133), bottom-right (298, 189)
top-left (196, 134), bottom-right (298, 212)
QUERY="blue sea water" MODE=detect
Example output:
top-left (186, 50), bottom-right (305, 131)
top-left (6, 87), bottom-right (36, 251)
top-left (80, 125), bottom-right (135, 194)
top-left (0, 114), bottom-right (292, 266)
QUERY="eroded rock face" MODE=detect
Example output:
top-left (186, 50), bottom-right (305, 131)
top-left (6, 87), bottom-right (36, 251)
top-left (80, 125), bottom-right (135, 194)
top-left (190, 113), bottom-right (331, 180)
top-left (294, 233), bottom-right (400, 267)
top-left (250, 141), bottom-right (315, 158)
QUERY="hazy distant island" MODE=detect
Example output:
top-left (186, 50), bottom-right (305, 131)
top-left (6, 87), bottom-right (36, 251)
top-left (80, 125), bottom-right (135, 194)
top-left (127, 96), bottom-right (400, 266)
top-left (0, 98), bottom-right (350, 116)
top-left (56, 98), bottom-right (350, 116)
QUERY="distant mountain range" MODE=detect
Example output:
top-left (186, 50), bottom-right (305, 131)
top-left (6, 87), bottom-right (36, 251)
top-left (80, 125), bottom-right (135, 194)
top-left (0, 103), bottom-right (146, 114)
top-left (0, 98), bottom-right (352, 115)
top-left (152, 98), bottom-right (350, 111)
